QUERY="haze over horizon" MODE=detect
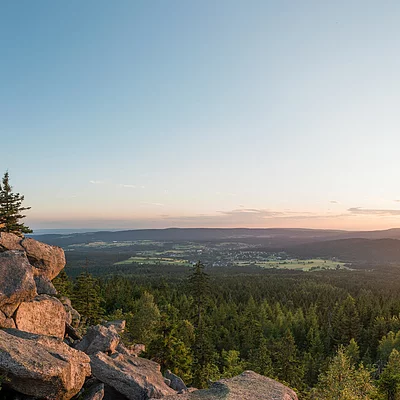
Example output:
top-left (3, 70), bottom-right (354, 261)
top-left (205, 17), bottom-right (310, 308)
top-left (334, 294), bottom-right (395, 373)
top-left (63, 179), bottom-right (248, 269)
top-left (2, 1), bottom-right (400, 231)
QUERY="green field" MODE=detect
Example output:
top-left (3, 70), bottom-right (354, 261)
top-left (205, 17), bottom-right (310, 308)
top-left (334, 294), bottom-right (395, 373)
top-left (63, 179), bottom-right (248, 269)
top-left (234, 259), bottom-right (347, 271)
top-left (115, 256), bottom-right (193, 267)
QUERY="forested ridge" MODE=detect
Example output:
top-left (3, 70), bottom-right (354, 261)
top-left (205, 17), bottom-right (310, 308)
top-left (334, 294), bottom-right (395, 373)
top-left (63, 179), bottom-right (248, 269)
top-left (55, 264), bottom-right (400, 399)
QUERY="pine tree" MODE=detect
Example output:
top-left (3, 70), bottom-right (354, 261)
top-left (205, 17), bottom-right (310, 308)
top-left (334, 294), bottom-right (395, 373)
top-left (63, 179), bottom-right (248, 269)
top-left (188, 261), bottom-right (219, 387)
top-left (378, 348), bottom-right (400, 400)
top-left (72, 271), bottom-right (104, 326)
top-left (310, 346), bottom-right (377, 400)
top-left (188, 261), bottom-right (210, 328)
top-left (0, 172), bottom-right (32, 236)
top-left (127, 291), bottom-right (161, 345)
top-left (52, 270), bottom-right (74, 298)
top-left (221, 349), bottom-right (246, 378)
top-left (148, 311), bottom-right (193, 383)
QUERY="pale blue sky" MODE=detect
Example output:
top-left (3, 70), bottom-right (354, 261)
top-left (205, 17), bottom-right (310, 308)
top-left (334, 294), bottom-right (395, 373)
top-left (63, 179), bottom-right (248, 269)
top-left (2, 1), bottom-right (400, 230)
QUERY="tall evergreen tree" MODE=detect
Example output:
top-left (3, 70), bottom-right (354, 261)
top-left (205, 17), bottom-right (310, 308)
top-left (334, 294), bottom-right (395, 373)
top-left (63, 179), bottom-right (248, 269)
top-left (378, 348), bottom-right (400, 400)
top-left (310, 346), bottom-right (376, 400)
top-left (127, 291), bottom-right (161, 345)
top-left (188, 261), bottom-right (210, 328)
top-left (52, 270), bottom-right (74, 298)
top-left (72, 271), bottom-right (104, 326)
top-left (188, 261), bottom-right (218, 387)
top-left (0, 172), bottom-right (32, 236)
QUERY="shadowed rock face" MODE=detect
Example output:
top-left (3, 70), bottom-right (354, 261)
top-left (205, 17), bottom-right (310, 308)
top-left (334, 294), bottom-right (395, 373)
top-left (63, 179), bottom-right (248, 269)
top-left (159, 371), bottom-right (298, 400)
top-left (0, 329), bottom-right (91, 400)
top-left (75, 324), bottom-right (120, 355)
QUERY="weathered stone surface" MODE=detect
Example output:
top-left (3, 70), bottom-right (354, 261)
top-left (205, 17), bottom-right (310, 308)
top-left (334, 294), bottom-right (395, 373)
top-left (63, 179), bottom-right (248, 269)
top-left (0, 329), bottom-right (91, 400)
top-left (91, 351), bottom-right (176, 399)
top-left (0, 232), bottom-right (24, 252)
top-left (103, 319), bottom-right (126, 333)
top-left (15, 294), bottom-right (66, 338)
top-left (0, 251), bottom-right (37, 307)
top-left (0, 309), bottom-right (16, 328)
top-left (159, 371), bottom-right (298, 400)
top-left (76, 325), bottom-right (120, 355)
top-left (60, 295), bottom-right (72, 307)
top-left (34, 275), bottom-right (58, 295)
top-left (116, 342), bottom-right (146, 357)
top-left (164, 370), bottom-right (187, 392)
top-left (63, 302), bottom-right (81, 328)
top-left (20, 237), bottom-right (66, 280)
top-left (0, 301), bottom-right (20, 317)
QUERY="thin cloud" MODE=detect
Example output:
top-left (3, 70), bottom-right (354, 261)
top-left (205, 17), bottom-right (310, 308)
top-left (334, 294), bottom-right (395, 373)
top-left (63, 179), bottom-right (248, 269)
top-left (141, 202), bottom-right (164, 207)
top-left (330, 200), bottom-right (339, 204)
top-left (218, 208), bottom-right (283, 216)
top-left (89, 180), bottom-right (104, 185)
top-left (161, 208), bottom-right (348, 225)
top-left (348, 207), bottom-right (400, 216)
top-left (118, 184), bottom-right (137, 188)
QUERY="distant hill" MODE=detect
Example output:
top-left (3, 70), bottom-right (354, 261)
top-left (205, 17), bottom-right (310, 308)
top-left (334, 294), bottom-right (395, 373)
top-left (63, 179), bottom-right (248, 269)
top-left (287, 238), bottom-right (400, 263)
top-left (32, 227), bottom-right (400, 249)
top-left (31, 227), bottom-right (347, 247)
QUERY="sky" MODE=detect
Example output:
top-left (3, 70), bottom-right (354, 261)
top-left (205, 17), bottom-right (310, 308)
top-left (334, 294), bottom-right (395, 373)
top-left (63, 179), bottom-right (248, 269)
top-left (2, 1), bottom-right (400, 231)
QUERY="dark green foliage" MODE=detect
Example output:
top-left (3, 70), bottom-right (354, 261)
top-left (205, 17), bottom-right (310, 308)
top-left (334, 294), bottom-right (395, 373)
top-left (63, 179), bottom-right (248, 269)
top-left (72, 271), bottom-right (103, 325)
top-left (126, 291), bottom-right (160, 345)
top-left (61, 256), bottom-right (400, 393)
top-left (188, 261), bottom-right (210, 328)
top-left (52, 269), bottom-right (74, 298)
top-left (0, 172), bottom-right (32, 236)
top-left (310, 346), bottom-right (376, 399)
top-left (378, 348), bottom-right (400, 400)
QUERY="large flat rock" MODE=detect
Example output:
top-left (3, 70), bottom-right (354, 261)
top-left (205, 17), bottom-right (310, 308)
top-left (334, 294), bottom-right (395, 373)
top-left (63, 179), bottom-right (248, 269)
top-left (90, 352), bottom-right (176, 399)
top-left (160, 371), bottom-right (298, 400)
top-left (0, 329), bottom-right (91, 400)
top-left (15, 294), bottom-right (66, 338)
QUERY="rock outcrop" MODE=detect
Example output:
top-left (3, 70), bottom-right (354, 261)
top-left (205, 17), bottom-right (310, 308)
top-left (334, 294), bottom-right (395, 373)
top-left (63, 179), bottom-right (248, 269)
top-left (60, 296), bottom-right (81, 328)
top-left (14, 294), bottom-right (66, 338)
top-left (159, 371), bottom-right (298, 400)
top-left (34, 275), bottom-right (58, 296)
top-left (76, 324), bottom-right (120, 355)
top-left (0, 232), bottom-right (66, 280)
top-left (0, 251), bottom-right (37, 308)
top-left (20, 237), bottom-right (66, 280)
top-left (0, 329), bottom-right (91, 400)
top-left (0, 233), bottom-right (67, 334)
top-left (164, 370), bottom-right (187, 393)
top-left (90, 351), bottom-right (176, 399)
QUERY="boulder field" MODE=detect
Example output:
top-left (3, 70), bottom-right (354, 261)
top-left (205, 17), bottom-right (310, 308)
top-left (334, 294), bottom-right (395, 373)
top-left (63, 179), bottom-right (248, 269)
top-left (0, 232), bottom-right (298, 400)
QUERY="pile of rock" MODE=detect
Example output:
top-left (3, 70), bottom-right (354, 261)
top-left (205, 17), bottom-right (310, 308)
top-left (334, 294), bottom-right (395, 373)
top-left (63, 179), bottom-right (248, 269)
top-left (0, 233), bottom-right (70, 336)
top-left (0, 232), bottom-right (298, 400)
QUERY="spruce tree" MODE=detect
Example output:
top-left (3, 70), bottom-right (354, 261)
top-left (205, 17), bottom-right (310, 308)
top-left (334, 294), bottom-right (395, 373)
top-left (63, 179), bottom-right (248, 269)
top-left (72, 271), bottom-right (104, 326)
top-left (52, 270), bottom-right (74, 298)
top-left (0, 172), bottom-right (32, 236)
top-left (188, 261), bottom-right (210, 328)
top-left (378, 348), bottom-right (400, 400)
